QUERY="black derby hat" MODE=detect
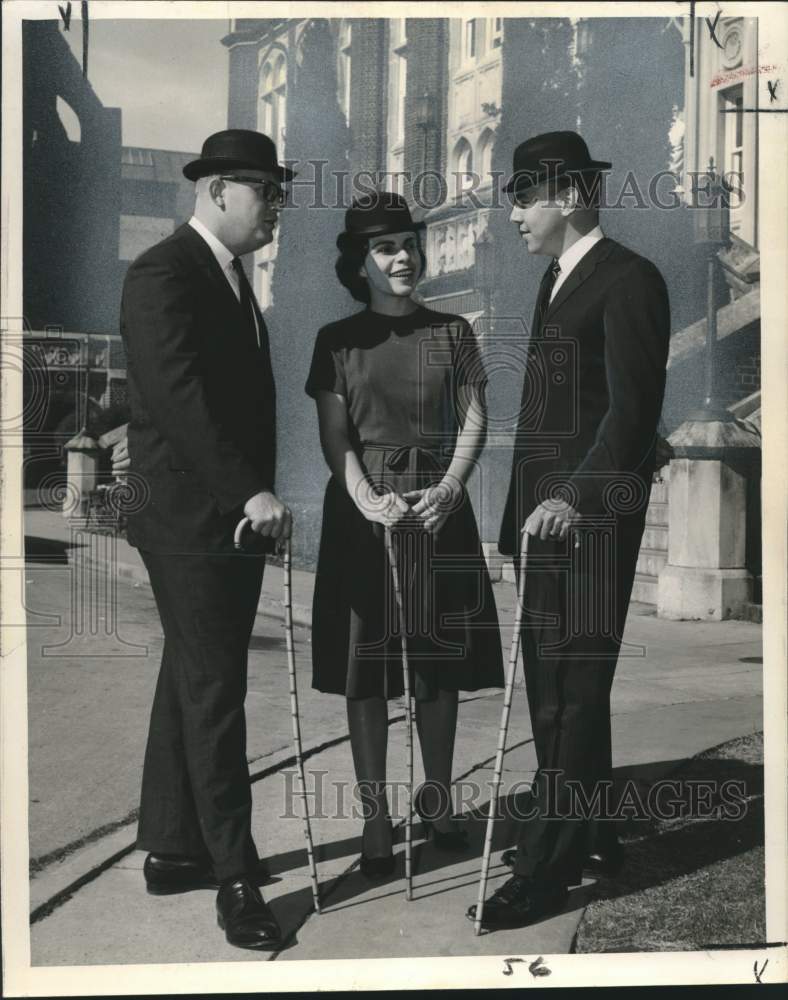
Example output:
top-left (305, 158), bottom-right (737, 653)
top-left (504, 130), bottom-right (611, 194)
top-left (338, 191), bottom-right (425, 244)
top-left (183, 129), bottom-right (295, 182)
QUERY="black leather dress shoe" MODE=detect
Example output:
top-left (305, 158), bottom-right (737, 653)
top-left (216, 877), bottom-right (282, 950)
top-left (144, 853), bottom-right (270, 895)
top-left (500, 848), bottom-right (518, 871)
top-left (144, 853), bottom-right (217, 895)
top-left (500, 847), bottom-right (624, 881)
top-left (583, 846), bottom-right (625, 879)
top-left (466, 875), bottom-right (568, 929)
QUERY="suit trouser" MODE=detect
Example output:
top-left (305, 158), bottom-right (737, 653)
top-left (512, 514), bottom-right (644, 887)
top-left (136, 549), bottom-right (265, 882)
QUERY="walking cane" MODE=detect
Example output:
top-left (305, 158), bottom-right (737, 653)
top-left (384, 525), bottom-right (414, 901)
top-left (234, 518), bottom-right (321, 914)
top-left (473, 529), bottom-right (530, 936)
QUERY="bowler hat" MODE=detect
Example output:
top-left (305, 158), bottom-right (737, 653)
top-left (338, 191), bottom-right (425, 245)
top-left (183, 129), bottom-right (295, 182)
top-left (504, 131), bottom-right (611, 194)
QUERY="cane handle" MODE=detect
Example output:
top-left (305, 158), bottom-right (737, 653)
top-left (234, 516), bottom-right (252, 550)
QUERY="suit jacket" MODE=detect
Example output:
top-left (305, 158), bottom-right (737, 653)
top-left (120, 223), bottom-right (276, 554)
top-left (499, 238), bottom-right (670, 556)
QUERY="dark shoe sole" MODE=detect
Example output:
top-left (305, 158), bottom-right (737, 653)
top-left (217, 915), bottom-right (281, 950)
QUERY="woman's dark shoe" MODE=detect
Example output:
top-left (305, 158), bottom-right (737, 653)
top-left (414, 786), bottom-right (469, 852)
top-left (359, 816), bottom-right (396, 878)
top-left (359, 852), bottom-right (397, 879)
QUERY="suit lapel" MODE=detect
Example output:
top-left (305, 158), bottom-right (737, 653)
top-left (545, 238), bottom-right (617, 320)
top-left (178, 223), bottom-right (250, 326)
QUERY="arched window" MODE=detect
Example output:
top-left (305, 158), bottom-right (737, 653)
top-left (478, 129), bottom-right (495, 186)
top-left (260, 52), bottom-right (287, 152)
top-left (337, 21), bottom-right (352, 124)
top-left (453, 138), bottom-right (474, 198)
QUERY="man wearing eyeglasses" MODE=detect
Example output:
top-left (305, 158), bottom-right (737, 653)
top-left (120, 130), bottom-right (293, 950)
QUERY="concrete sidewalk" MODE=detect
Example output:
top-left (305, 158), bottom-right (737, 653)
top-left (24, 508), bottom-right (763, 966)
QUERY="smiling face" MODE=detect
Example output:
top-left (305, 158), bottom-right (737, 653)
top-left (508, 179), bottom-right (571, 257)
top-left (211, 169), bottom-right (284, 254)
top-left (362, 230), bottom-right (423, 306)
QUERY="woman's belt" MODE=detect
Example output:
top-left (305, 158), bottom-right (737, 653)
top-left (360, 442), bottom-right (448, 475)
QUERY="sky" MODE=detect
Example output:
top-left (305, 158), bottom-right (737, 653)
top-left (63, 16), bottom-right (230, 153)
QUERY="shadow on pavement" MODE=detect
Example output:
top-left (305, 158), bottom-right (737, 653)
top-left (264, 754), bottom-right (763, 928)
top-left (25, 535), bottom-right (82, 564)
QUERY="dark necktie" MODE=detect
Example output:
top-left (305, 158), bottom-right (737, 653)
top-left (536, 258), bottom-right (561, 329)
top-left (230, 256), bottom-right (260, 349)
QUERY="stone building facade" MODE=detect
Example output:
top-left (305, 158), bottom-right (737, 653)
top-left (221, 15), bottom-right (762, 605)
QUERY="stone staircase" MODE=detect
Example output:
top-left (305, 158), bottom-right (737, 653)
top-left (632, 469), bottom-right (670, 606)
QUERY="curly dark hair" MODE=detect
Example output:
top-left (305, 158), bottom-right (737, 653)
top-left (335, 231), bottom-right (427, 304)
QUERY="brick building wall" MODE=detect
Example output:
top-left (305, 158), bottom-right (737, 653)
top-left (735, 353), bottom-right (761, 394)
top-left (347, 19), bottom-right (387, 182)
top-left (403, 18), bottom-right (448, 205)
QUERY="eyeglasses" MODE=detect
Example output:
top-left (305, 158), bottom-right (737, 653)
top-left (219, 175), bottom-right (288, 206)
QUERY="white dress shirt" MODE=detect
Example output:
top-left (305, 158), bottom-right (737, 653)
top-left (188, 216), bottom-right (241, 299)
top-left (188, 215), bottom-right (261, 347)
top-left (549, 225), bottom-right (605, 302)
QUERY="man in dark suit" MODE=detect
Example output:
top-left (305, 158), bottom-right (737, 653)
top-left (469, 132), bottom-right (670, 929)
top-left (121, 130), bottom-right (293, 949)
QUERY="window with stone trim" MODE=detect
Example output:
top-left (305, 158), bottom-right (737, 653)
top-left (259, 52), bottom-right (287, 154)
top-left (452, 137), bottom-right (474, 198)
top-left (477, 128), bottom-right (495, 186)
top-left (386, 19), bottom-right (407, 183)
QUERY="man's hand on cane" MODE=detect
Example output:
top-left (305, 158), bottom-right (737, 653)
top-left (110, 436), bottom-right (131, 475)
top-left (244, 490), bottom-right (292, 542)
top-left (523, 496), bottom-right (580, 545)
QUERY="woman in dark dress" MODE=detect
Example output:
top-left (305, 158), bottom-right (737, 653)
top-left (305, 193), bottom-right (504, 875)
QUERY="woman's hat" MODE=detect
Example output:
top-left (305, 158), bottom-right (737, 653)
top-left (504, 131), bottom-right (611, 194)
top-left (183, 129), bottom-right (295, 182)
top-left (338, 191), bottom-right (426, 244)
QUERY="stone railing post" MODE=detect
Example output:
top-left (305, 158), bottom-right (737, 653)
top-left (657, 420), bottom-right (760, 620)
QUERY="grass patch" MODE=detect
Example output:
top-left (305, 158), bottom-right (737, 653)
top-left (573, 731), bottom-right (765, 953)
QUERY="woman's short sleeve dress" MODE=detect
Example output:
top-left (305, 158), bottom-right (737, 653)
top-left (306, 305), bottom-right (504, 701)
